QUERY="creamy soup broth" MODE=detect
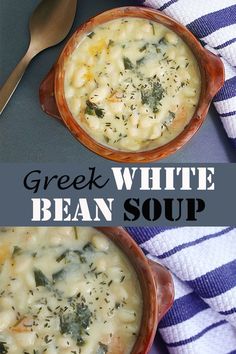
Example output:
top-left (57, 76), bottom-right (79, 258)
top-left (0, 227), bottom-right (142, 354)
top-left (64, 17), bottom-right (201, 151)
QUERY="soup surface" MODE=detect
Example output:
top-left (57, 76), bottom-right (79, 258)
top-left (64, 17), bottom-right (201, 151)
top-left (0, 227), bottom-right (142, 354)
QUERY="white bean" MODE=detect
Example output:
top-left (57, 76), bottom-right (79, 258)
top-left (149, 125), bottom-right (162, 139)
top-left (123, 323), bottom-right (139, 334)
top-left (109, 101), bottom-right (124, 114)
top-left (86, 116), bottom-right (101, 131)
top-left (44, 344), bottom-right (58, 354)
top-left (65, 86), bottom-right (75, 99)
top-left (104, 127), bottom-right (114, 140)
top-left (94, 258), bottom-right (107, 272)
top-left (183, 87), bottom-right (196, 97)
top-left (24, 271), bottom-right (35, 288)
top-left (166, 47), bottom-right (176, 60)
top-left (0, 297), bottom-right (15, 310)
top-left (177, 56), bottom-right (188, 68)
top-left (139, 117), bottom-right (153, 129)
top-left (118, 309), bottom-right (136, 323)
top-left (72, 67), bottom-right (87, 88)
top-left (0, 309), bottom-right (16, 331)
top-left (109, 46), bottom-right (122, 60)
top-left (65, 282), bottom-right (82, 297)
top-left (58, 336), bottom-right (73, 348)
top-left (128, 127), bottom-right (139, 138)
top-left (118, 30), bottom-right (127, 40)
top-left (165, 32), bottom-right (178, 45)
top-left (14, 256), bottom-right (32, 274)
top-left (108, 267), bottom-right (124, 282)
top-left (70, 97), bottom-right (81, 115)
top-left (92, 234), bottom-right (109, 251)
top-left (120, 139), bottom-right (141, 151)
top-left (179, 68), bottom-right (190, 81)
top-left (142, 22), bottom-right (153, 34)
top-left (89, 86), bottom-right (110, 104)
top-left (111, 284), bottom-right (129, 301)
top-left (139, 106), bottom-right (152, 116)
top-left (9, 279), bottom-right (22, 292)
top-left (129, 112), bottom-right (140, 126)
top-left (14, 332), bottom-right (36, 347)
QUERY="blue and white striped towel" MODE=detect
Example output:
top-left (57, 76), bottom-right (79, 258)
top-left (126, 227), bottom-right (236, 354)
top-left (139, 0), bottom-right (236, 148)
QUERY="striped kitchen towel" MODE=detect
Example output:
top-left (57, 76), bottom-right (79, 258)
top-left (139, 0), bottom-right (236, 148)
top-left (126, 227), bottom-right (236, 354)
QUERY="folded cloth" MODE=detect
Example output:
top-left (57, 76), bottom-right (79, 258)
top-left (126, 227), bottom-right (236, 354)
top-left (139, 0), bottom-right (236, 147)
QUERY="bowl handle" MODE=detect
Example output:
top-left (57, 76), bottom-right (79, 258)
top-left (203, 49), bottom-right (225, 99)
top-left (39, 65), bottom-right (62, 120)
top-left (148, 259), bottom-right (174, 321)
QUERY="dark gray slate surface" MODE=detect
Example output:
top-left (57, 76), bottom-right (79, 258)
top-left (0, 0), bottom-right (235, 352)
top-left (0, 0), bottom-right (235, 163)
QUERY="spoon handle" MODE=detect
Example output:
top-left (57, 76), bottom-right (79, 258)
top-left (0, 53), bottom-right (32, 115)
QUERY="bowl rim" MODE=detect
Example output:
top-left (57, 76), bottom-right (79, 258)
top-left (54, 6), bottom-right (224, 162)
top-left (97, 226), bottom-right (160, 354)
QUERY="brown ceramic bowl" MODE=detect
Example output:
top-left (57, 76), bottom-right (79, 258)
top-left (97, 227), bottom-right (174, 354)
top-left (39, 6), bottom-right (224, 162)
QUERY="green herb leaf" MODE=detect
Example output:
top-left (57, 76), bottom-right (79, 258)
top-left (136, 57), bottom-right (145, 66)
top-left (12, 246), bottom-right (22, 257)
top-left (169, 111), bottom-right (176, 119)
top-left (141, 81), bottom-right (165, 114)
top-left (56, 251), bottom-right (67, 263)
top-left (163, 111), bottom-right (176, 129)
top-left (108, 40), bottom-right (114, 48)
top-left (34, 269), bottom-right (51, 287)
top-left (83, 242), bottom-right (94, 252)
top-left (97, 342), bottom-right (108, 354)
top-left (95, 107), bottom-right (105, 118)
top-left (150, 22), bottom-right (155, 35)
top-left (104, 136), bottom-right (110, 143)
top-left (0, 228), bottom-right (7, 233)
top-left (77, 303), bottom-right (92, 329)
top-left (73, 250), bottom-right (87, 264)
top-left (152, 43), bottom-right (161, 54)
top-left (87, 31), bottom-right (95, 39)
top-left (0, 342), bottom-right (8, 354)
top-left (56, 250), bottom-right (87, 264)
top-left (162, 111), bottom-right (175, 130)
top-left (86, 100), bottom-right (105, 118)
top-left (159, 37), bottom-right (167, 45)
top-left (85, 105), bottom-right (94, 116)
top-left (139, 44), bottom-right (147, 52)
top-left (123, 57), bottom-right (134, 70)
top-left (52, 269), bottom-right (67, 282)
top-left (74, 227), bottom-right (78, 240)
top-left (60, 303), bottom-right (93, 347)
top-left (120, 275), bottom-right (125, 283)
top-left (53, 262), bottom-right (83, 283)
top-left (86, 100), bottom-right (97, 110)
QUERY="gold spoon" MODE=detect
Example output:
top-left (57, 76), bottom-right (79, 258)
top-left (0, 0), bottom-right (77, 115)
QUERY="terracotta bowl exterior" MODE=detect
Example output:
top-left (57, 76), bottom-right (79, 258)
top-left (97, 227), bottom-right (174, 354)
top-left (39, 6), bottom-right (225, 162)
